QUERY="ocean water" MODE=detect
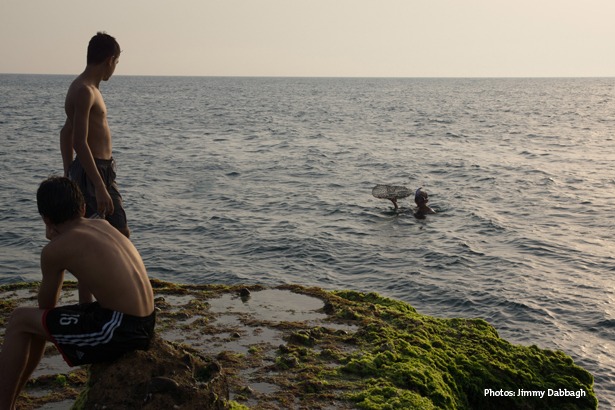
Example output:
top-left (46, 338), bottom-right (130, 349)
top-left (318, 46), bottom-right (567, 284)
top-left (1, 74), bottom-right (614, 406)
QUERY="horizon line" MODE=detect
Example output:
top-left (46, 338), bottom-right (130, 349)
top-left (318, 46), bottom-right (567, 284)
top-left (1, 72), bottom-right (614, 80)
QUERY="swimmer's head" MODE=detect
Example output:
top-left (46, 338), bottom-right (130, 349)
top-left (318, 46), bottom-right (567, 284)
top-left (415, 187), bottom-right (429, 205)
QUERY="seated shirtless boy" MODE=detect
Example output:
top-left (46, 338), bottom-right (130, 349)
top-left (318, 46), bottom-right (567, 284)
top-left (0, 177), bottom-right (155, 409)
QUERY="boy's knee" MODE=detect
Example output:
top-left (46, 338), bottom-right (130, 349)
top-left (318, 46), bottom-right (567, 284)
top-left (6, 308), bottom-right (45, 336)
top-left (5, 308), bottom-right (27, 334)
top-left (8, 307), bottom-right (28, 323)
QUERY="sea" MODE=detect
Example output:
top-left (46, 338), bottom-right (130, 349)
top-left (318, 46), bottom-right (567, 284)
top-left (1, 74), bottom-right (614, 407)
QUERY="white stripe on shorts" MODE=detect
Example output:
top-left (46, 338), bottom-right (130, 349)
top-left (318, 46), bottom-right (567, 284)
top-left (52, 311), bottom-right (124, 347)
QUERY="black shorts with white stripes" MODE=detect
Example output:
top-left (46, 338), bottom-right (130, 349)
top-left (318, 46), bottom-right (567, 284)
top-left (43, 302), bottom-right (155, 366)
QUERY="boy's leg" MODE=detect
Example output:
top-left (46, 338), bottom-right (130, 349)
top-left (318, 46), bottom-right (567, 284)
top-left (14, 336), bottom-right (46, 403)
top-left (0, 307), bottom-right (48, 409)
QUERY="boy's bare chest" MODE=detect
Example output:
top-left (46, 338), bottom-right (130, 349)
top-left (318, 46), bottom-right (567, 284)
top-left (91, 92), bottom-right (108, 121)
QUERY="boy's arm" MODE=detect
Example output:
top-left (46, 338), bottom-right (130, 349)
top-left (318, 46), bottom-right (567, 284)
top-left (60, 119), bottom-right (74, 177)
top-left (71, 87), bottom-right (114, 216)
top-left (38, 246), bottom-right (65, 309)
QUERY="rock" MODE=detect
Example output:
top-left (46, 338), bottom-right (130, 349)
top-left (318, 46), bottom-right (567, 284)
top-left (0, 281), bottom-right (598, 409)
top-left (146, 376), bottom-right (180, 394)
top-left (72, 336), bottom-right (228, 409)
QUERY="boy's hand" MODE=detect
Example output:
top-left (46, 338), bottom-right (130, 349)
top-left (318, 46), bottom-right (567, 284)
top-left (95, 186), bottom-right (114, 217)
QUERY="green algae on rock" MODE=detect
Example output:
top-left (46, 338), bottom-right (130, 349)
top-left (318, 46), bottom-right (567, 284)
top-left (0, 280), bottom-right (597, 409)
top-left (329, 290), bottom-right (597, 409)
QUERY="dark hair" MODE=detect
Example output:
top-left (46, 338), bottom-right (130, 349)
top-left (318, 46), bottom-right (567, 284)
top-left (87, 32), bottom-right (121, 65)
top-left (415, 189), bottom-right (429, 205)
top-left (37, 177), bottom-right (85, 224)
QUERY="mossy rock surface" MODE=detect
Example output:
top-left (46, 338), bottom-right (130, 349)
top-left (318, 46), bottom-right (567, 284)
top-left (0, 280), bottom-right (597, 409)
top-left (330, 290), bottom-right (596, 409)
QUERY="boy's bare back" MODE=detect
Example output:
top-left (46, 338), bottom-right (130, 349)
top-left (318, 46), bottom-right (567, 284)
top-left (41, 217), bottom-right (153, 317)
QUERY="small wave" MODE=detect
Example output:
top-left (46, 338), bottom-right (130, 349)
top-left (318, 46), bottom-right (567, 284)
top-left (594, 319), bottom-right (615, 329)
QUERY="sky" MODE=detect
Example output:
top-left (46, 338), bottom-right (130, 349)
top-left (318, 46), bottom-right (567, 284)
top-left (1, 0), bottom-right (614, 78)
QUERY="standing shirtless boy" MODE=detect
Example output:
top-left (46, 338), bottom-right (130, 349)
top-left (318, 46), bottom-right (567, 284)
top-left (0, 177), bottom-right (155, 410)
top-left (60, 32), bottom-right (130, 238)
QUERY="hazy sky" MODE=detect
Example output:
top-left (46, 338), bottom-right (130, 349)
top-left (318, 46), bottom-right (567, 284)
top-left (1, 0), bottom-right (614, 77)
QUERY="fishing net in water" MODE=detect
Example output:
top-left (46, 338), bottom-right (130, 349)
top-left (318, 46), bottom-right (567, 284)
top-left (371, 185), bottom-right (412, 200)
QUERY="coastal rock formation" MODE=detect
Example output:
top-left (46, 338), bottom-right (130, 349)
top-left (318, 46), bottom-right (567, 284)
top-left (72, 336), bottom-right (228, 409)
top-left (0, 281), bottom-right (598, 409)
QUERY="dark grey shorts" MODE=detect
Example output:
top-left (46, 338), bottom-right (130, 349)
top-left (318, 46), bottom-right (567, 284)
top-left (68, 157), bottom-right (128, 231)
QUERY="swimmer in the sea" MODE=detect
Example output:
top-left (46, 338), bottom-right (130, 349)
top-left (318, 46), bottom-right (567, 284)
top-left (414, 187), bottom-right (436, 219)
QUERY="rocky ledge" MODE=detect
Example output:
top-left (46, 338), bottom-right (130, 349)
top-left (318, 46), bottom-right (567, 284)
top-left (0, 280), bottom-right (597, 409)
